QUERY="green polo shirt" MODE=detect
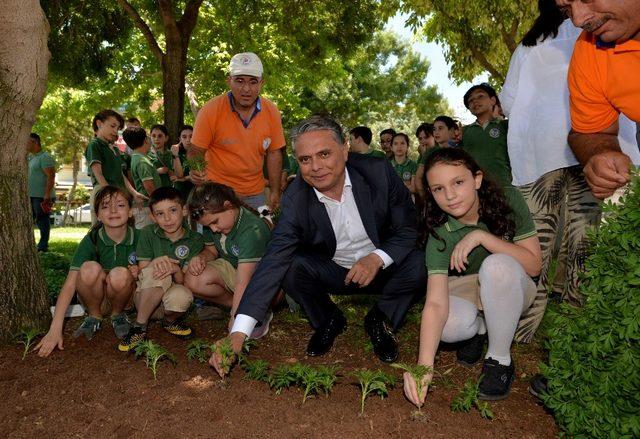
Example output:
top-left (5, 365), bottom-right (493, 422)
top-left (174, 149), bottom-right (194, 202)
top-left (391, 158), bottom-right (417, 182)
top-left (202, 207), bottom-right (271, 268)
top-left (365, 149), bottom-right (386, 159)
top-left (148, 148), bottom-right (174, 188)
top-left (425, 187), bottom-right (536, 276)
top-left (70, 226), bottom-right (139, 271)
top-left (28, 151), bottom-right (56, 198)
top-left (131, 152), bottom-right (162, 204)
top-left (137, 224), bottom-right (205, 268)
top-left (85, 137), bottom-right (126, 189)
top-left (460, 119), bottom-right (512, 186)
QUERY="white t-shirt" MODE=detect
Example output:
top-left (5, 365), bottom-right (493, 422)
top-left (500, 20), bottom-right (640, 186)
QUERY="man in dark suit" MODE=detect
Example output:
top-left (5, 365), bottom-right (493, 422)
top-left (210, 114), bottom-right (426, 375)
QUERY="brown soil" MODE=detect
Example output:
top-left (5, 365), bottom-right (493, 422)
top-left (0, 309), bottom-right (557, 438)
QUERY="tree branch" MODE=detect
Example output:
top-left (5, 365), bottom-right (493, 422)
top-left (117, 0), bottom-right (164, 62)
top-left (179, 0), bottom-right (205, 35)
top-left (469, 45), bottom-right (505, 83)
top-left (158, 0), bottom-right (180, 37)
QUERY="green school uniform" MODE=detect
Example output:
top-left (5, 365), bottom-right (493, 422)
top-left (460, 118), bottom-right (512, 186)
top-left (425, 187), bottom-right (536, 276)
top-left (391, 158), bottom-right (417, 182)
top-left (131, 152), bottom-right (162, 204)
top-left (70, 226), bottom-right (139, 271)
top-left (202, 207), bottom-right (271, 268)
top-left (365, 149), bottom-right (386, 159)
top-left (85, 137), bottom-right (126, 189)
top-left (174, 149), bottom-right (194, 202)
top-left (148, 147), bottom-right (174, 188)
top-left (28, 151), bottom-right (56, 198)
top-left (137, 224), bottom-right (205, 268)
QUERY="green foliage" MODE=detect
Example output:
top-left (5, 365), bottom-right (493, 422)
top-left (186, 339), bottom-right (214, 363)
top-left (352, 369), bottom-right (397, 415)
top-left (38, 251), bottom-right (70, 301)
top-left (241, 359), bottom-right (271, 382)
top-left (268, 364), bottom-right (300, 395)
top-left (14, 328), bottom-right (44, 360)
top-left (183, 156), bottom-right (207, 173)
top-left (134, 340), bottom-right (177, 380)
top-left (212, 338), bottom-right (236, 375)
top-left (296, 364), bottom-right (340, 403)
top-left (543, 174), bottom-right (640, 437)
top-left (391, 363), bottom-right (433, 412)
top-left (450, 377), bottom-right (494, 420)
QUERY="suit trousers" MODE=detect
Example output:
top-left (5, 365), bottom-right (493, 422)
top-left (282, 249), bottom-right (426, 331)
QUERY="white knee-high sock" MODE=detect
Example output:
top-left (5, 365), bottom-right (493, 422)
top-left (479, 254), bottom-right (527, 366)
top-left (441, 296), bottom-right (481, 343)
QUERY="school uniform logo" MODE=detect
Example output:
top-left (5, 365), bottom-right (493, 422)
top-left (489, 127), bottom-right (501, 138)
top-left (402, 171), bottom-right (412, 181)
top-left (262, 137), bottom-right (271, 150)
top-left (128, 252), bottom-right (137, 265)
top-left (230, 244), bottom-right (240, 257)
top-left (175, 245), bottom-right (190, 260)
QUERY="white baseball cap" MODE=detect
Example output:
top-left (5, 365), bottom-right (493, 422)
top-left (229, 52), bottom-right (263, 78)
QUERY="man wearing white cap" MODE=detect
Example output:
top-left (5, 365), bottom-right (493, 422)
top-left (191, 52), bottom-right (286, 210)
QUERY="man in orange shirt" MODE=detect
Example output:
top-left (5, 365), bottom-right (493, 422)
top-left (558, 0), bottom-right (640, 199)
top-left (191, 52), bottom-right (286, 210)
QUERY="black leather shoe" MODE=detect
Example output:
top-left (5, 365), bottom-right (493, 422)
top-left (306, 311), bottom-right (347, 357)
top-left (456, 332), bottom-right (487, 367)
top-left (364, 307), bottom-right (398, 363)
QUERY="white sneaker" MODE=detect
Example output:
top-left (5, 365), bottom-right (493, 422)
top-left (250, 311), bottom-right (273, 339)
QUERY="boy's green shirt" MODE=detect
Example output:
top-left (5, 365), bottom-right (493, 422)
top-left (70, 226), bottom-right (139, 271)
top-left (131, 152), bottom-right (162, 204)
top-left (85, 137), bottom-right (126, 189)
top-left (148, 148), bottom-right (174, 188)
top-left (137, 223), bottom-right (205, 268)
top-left (460, 118), bottom-right (512, 186)
top-left (202, 207), bottom-right (271, 268)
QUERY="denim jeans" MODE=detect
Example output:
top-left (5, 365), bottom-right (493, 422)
top-left (31, 197), bottom-right (52, 251)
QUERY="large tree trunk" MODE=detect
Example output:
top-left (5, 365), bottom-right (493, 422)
top-left (0, 2), bottom-right (52, 339)
top-left (163, 39), bottom-right (187, 142)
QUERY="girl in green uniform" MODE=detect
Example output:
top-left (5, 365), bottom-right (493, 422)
top-left (185, 183), bottom-right (273, 338)
top-left (403, 148), bottom-right (541, 404)
top-left (150, 124), bottom-right (177, 188)
top-left (35, 186), bottom-right (140, 357)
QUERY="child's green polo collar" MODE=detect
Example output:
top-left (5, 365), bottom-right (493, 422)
top-left (98, 226), bottom-right (135, 246)
top-left (444, 216), bottom-right (483, 233)
top-left (471, 117), bottom-right (503, 129)
top-left (227, 207), bottom-right (246, 238)
top-left (151, 224), bottom-right (193, 242)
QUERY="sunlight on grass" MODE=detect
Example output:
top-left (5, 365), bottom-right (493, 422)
top-left (34, 226), bottom-right (89, 243)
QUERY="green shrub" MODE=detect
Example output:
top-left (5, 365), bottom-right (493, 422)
top-left (543, 175), bottom-right (640, 437)
top-left (39, 251), bottom-right (70, 301)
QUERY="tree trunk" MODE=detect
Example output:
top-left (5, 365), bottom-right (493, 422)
top-left (63, 152), bottom-right (80, 226)
top-left (0, 2), bottom-right (52, 339)
top-left (163, 39), bottom-right (187, 143)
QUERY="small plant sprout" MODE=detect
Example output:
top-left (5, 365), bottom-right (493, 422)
top-left (268, 364), bottom-right (299, 395)
top-left (352, 369), bottom-right (397, 416)
top-left (241, 359), bottom-right (270, 382)
top-left (451, 376), bottom-right (495, 420)
top-left (392, 363), bottom-right (433, 414)
top-left (296, 364), bottom-right (340, 403)
top-left (212, 338), bottom-right (236, 375)
top-left (186, 339), bottom-right (213, 363)
top-left (15, 327), bottom-right (43, 360)
top-left (134, 340), bottom-right (177, 380)
top-left (184, 156), bottom-right (207, 172)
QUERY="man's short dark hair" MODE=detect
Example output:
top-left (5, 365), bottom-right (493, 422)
top-left (463, 83), bottom-right (498, 109)
top-left (92, 109), bottom-right (124, 132)
top-left (29, 132), bottom-right (41, 145)
top-left (291, 114), bottom-right (345, 150)
top-left (415, 123), bottom-right (433, 138)
top-left (349, 126), bottom-right (373, 145)
top-left (149, 186), bottom-right (184, 210)
top-left (380, 128), bottom-right (396, 137)
top-left (122, 126), bottom-right (147, 149)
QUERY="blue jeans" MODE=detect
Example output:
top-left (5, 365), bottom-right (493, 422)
top-left (31, 197), bottom-right (52, 251)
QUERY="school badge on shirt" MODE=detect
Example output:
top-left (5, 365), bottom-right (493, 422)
top-left (175, 245), bottom-right (190, 260)
top-left (128, 252), bottom-right (137, 265)
top-left (402, 171), bottom-right (412, 181)
top-left (230, 244), bottom-right (240, 257)
top-left (489, 127), bottom-right (501, 138)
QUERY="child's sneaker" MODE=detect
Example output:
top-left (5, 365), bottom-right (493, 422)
top-left (118, 325), bottom-right (147, 352)
top-left (478, 357), bottom-right (515, 401)
top-left (456, 332), bottom-right (487, 366)
top-left (162, 319), bottom-right (192, 338)
top-left (111, 312), bottom-right (131, 339)
top-left (73, 316), bottom-right (102, 340)
top-left (250, 310), bottom-right (273, 339)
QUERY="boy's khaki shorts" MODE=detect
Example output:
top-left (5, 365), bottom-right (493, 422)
top-left (448, 273), bottom-right (536, 312)
top-left (136, 265), bottom-right (193, 319)
top-left (206, 258), bottom-right (237, 292)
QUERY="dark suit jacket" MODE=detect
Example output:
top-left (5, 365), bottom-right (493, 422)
top-left (237, 152), bottom-right (418, 322)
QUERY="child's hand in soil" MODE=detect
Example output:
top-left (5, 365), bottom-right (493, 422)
top-left (402, 371), bottom-right (432, 408)
top-left (34, 330), bottom-right (63, 358)
top-left (209, 333), bottom-right (245, 378)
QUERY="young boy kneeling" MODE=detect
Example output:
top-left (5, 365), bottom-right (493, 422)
top-left (119, 187), bottom-right (206, 351)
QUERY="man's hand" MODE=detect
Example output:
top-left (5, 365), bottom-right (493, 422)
top-left (187, 254), bottom-right (206, 276)
top-left (151, 256), bottom-right (180, 279)
top-left (450, 230), bottom-right (485, 273)
top-left (268, 190), bottom-right (281, 212)
top-left (190, 170), bottom-right (208, 186)
top-left (583, 151), bottom-right (631, 199)
top-left (209, 332), bottom-right (246, 378)
top-left (345, 253), bottom-right (383, 287)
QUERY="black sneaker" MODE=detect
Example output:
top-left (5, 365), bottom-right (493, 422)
top-left (478, 357), bottom-right (515, 400)
top-left (528, 373), bottom-right (548, 399)
top-left (118, 325), bottom-right (147, 352)
top-left (162, 319), bottom-right (192, 338)
top-left (456, 333), bottom-right (487, 367)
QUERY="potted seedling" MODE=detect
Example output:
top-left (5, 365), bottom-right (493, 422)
top-left (186, 339), bottom-right (214, 363)
top-left (134, 340), bottom-right (177, 380)
top-left (352, 369), bottom-right (397, 416)
top-left (392, 363), bottom-right (433, 420)
top-left (14, 327), bottom-right (43, 360)
top-left (241, 359), bottom-right (271, 382)
top-left (451, 376), bottom-right (494, 420)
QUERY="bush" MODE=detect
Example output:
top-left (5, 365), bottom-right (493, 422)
top-left (543, 175), bottom-right (640, 437)
top-left (39, 251), bottom-right (70, 302)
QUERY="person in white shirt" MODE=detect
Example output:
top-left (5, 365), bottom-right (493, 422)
top-left (500, 0), bottom-right (640, 343)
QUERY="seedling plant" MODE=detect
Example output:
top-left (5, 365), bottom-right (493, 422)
top-left (268, 364), bottom-right (300, 395)
top-left (451, 376), bottom-right (494, 420)
top-left (392, 363), bottom-right (433, 418)
top-left (296, 364), bottom-right (340, 403)
top-left (352, 369), bottom-right (397, 416)
top-left (15, 327), bottom-right (43, 360)
top-left (212, 338), bottom-right (236, 375)
top-left (186, 339), bottom-right (214, 363)
top-left (134, 340), bottom-right (177, 380)
top-left (184, 156), bottom-right (207, 172)
top-left (241, 359), bottom-right (270, 382)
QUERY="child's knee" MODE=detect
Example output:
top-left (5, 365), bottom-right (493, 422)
top-left (163, 285), bottom-right (193, 313)
top-left (106, 267), bottom-right (133, 294)
top-left (441, 297), bottom-right (479, 343)
top-left (479, 254), bottom-right (523, 285)
top-left (78, 261), bottom-right (104, 283)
